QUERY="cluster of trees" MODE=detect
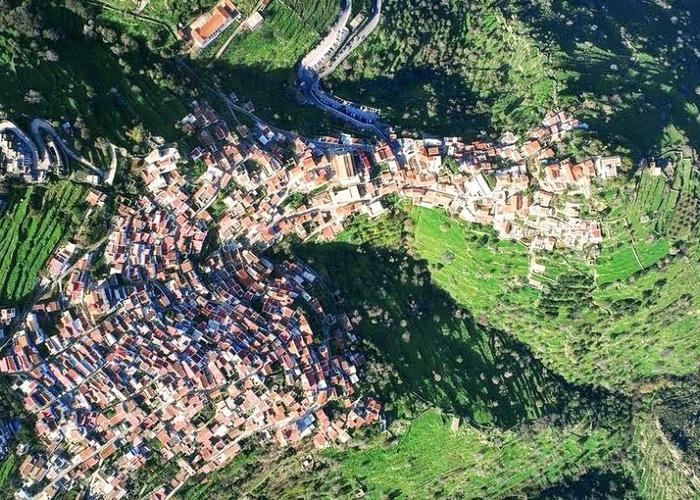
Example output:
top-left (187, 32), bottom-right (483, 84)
top-left (0, 0), bottom-right (44, 38)
top-left (0, 0), bottom-right (196, 151)
top-left (538, 272), bottom-right (595, 320)
top-left (654, 379), bottom-right (700, 474)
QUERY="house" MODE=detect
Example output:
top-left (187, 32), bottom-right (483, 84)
top-left (595, 156), bottom-right (621, 179)
top-left (244, 11), bottom-right (264, 31)
top-left (189, 0), bottom-right (241, 48)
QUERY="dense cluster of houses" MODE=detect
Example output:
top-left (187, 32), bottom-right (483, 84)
top-left (1, 146), bottom-right (379, 497)
top-left (180, 106), bottom-right (617, 269)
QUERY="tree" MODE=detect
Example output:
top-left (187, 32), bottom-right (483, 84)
top-left (126, 124), bottom-right (146, 145)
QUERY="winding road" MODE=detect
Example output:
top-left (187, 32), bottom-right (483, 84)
top-left (294, 0), bottom-right (402, 161)
top-left (29, 119), bottom-right (107, 180)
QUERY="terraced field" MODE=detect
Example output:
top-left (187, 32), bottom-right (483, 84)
top-left (182, 409), bottom-right (628, 499)
top-left (0, 182), bottom-right (85, 305)
top-left (410, 204), bottom-right (700, 389)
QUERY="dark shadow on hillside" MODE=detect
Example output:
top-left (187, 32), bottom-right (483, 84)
top-left (324, 65), bottom-right (490, 137)
top-left (524, 467), bottom-right (639, 499)
top-left (654, 377), bottom-right (700, 473)
top-left (0, 1), bottom-right (191, 148)
top-left (288, 241), bottom-right (630, 430)
top-left (513, 0), bottom-right (700, 153)
top-left (201, 59), bottom-right (368, 137)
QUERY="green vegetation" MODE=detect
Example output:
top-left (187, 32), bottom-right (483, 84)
top-left (329, 0), bottom-right (700, 152)
top-left (321, 410), bottom-right (622, 499)
top-left (518, 0), bottom-right (700, 153)
top-left (0, 181), bottom-right (85, 304)
top-left (0, 454), bottom-right (16, 489)
top-left (130, 450), bottom-right (180, 497)
top-left (0, 0), bottom-right (191, 150)
top-left (409, 204), bottom-right (700, 390)
top-left (203, 0), bottom-right (340, 133)
top-left (631, 410), bottom-right (700, 499)
top-left (532, 468), bottom-right (638, 499)
top-left (103, 0), bottom-right (218, 27)
top-left (595, 157), bottom-right (700, 285)
top-left (179, 447), bottom-right (263, 499)
top-left (183, 410), bottom-right (626, 499)
top-left (328, 0), bottom-right (558, 136)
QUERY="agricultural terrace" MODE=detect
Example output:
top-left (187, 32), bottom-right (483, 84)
top-left (179, 409), bottom-right (627, 498)
top-left (595, 159), bottom-right (700, 284)
top-left (0, 181), bottom-right (85, 305)
top-left (518, 0), bottom-right (700, 153)
top-left (320, 410), bottom-right (623, 499)
top-left (631, 412), bottom-right (700, 499)
top-left (407, 196), bottom-right (700, 391)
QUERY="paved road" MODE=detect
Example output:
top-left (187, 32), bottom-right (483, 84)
top-left (318, 0), bottom-right (381, 78)
top-left (301, 0), bottom-right (352, 72)
top-left (29, 119), bottom-right (105, 178)
top-left (0, 120), bottom-right (38, 165)
top-left (296, 0), bottom-right (393, 150)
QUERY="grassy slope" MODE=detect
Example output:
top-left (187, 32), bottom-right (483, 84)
top-left (201, 0), bottom-right (345, 134)
top-left (327, 0), bottom-right (556, 137)
top-left (321, 410), bottom-right (622, 499)
top-left (181, 409), bottom-right (626, 499)
top-left (328, 0), bottom-right (700, 152)
top-left (411, 207), bottom-right (700, 389)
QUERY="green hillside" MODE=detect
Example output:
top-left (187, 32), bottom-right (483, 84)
top-left (407, 155), bottom-right (700, 391)
top-left (180, 232), bottom-right (632, 499)
top-left (329, 0), bottom-right (700, 152)
top-left (0, 0), bottom-right (193, 151)
top-left (0, 181), bottom-right (86, 305)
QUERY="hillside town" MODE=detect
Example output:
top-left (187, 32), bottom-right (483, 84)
top-left (0, 102), bottom-right (622, 498)
top-left (0, 157), bottom-right (380, 498)
top-left (179, 104), bottom-right (618, 278)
